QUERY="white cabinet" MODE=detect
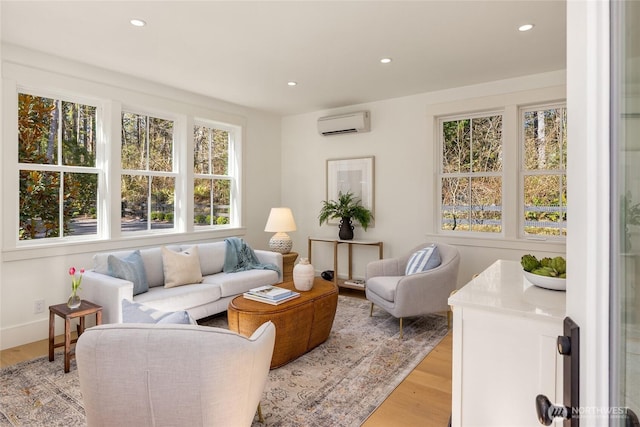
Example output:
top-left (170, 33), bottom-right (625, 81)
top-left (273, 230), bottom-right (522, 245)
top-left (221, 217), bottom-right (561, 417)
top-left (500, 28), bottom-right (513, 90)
top-left (448, 260), bottom-right (566, 427)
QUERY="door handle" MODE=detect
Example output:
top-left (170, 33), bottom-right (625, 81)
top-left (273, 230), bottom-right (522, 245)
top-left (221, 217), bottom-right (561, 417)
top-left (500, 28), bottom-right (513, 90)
top-left (626, 408), bottom-right (640, 427)
top-left (535, 394), bottom-right (571, 425)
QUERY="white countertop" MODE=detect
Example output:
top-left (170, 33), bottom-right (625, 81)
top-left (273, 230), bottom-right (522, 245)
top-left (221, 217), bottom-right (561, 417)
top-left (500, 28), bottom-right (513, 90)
top-left (448, 259), bottom-right (566, 320)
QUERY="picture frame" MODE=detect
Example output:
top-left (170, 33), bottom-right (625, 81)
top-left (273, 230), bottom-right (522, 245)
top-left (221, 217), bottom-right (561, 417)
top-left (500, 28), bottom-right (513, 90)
top-left (326, 156), bottom-right (375, 225)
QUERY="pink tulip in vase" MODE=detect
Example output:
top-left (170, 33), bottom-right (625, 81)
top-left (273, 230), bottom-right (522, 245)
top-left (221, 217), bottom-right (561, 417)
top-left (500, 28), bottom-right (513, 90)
top-left (67, 267), bottom-right (84, 309)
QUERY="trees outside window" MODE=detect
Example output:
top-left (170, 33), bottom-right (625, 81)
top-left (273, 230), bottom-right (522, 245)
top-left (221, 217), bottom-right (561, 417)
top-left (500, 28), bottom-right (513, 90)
top-left (438, 103), bottom-right (567, 240)
top-left (121, 112), bottom-right (176, 232)
top-left (193, 123), bottom-right (233, 227)
top-left (440, 114), bottom-right (503, 233)
top-left (521, 104), bottom-right (567, 237)
top-left (18, 93), bottom-right (98, 240)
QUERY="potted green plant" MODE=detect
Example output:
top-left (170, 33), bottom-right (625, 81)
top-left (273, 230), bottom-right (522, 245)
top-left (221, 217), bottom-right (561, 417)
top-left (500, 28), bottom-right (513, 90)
top-left (318, 191), bottom-right (373, 240)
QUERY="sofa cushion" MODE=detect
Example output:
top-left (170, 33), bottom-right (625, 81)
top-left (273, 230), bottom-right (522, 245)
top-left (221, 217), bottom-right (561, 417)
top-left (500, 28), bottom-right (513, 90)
top-left (203, 269), bottom-right (279, 298)
top-left (139, 247), bottom-right (165, 288)
top-left (93, 245), bottom-right (181, 288)
top-left (122, 299), bottom-right (195, 324)
top-left (133, 283), bottom-right (222, 312)
top-left (405, 245), bottom-right (441, 275)
top-left (94, 250), bottom-right (134, 275)
top-left (190, 242), bottom-right (226, 276)
top-left (107, 250), bottom-right (149, 296)
top-left (162, 246), bottom-right (203, 288)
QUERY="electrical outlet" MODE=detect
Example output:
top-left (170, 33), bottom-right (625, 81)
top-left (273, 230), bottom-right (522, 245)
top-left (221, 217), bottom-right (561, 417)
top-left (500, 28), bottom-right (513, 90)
top-left (34, 299), bottom-right (45, 314)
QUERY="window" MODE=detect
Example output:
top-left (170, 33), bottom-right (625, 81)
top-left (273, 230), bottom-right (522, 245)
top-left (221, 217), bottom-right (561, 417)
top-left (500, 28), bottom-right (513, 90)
top-left (521, 104), bottom-right (567, 237)
top-left (121, 111), bottom-right (176, 233)
top-left (10, 68), bottom-right (245, 249)
top-left (439, 113), bottom-right (503, 233)
top-left (17, 92), bottom-right (99, 240)
top-left (193, 123), bottom-right (234, 228)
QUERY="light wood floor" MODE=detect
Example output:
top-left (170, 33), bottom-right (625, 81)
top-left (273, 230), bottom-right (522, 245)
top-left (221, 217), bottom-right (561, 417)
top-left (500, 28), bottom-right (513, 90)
top-left (0, 291), bottom-right (453, 426)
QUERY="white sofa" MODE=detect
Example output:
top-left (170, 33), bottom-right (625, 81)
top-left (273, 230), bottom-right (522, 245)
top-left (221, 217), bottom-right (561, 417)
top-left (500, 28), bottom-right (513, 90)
top-left (82, 241), bottom-right (283, 324)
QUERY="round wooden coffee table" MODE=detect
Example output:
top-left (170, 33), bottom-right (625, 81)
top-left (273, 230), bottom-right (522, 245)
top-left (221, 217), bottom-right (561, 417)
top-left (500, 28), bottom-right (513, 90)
top-left (227, 278), bottom-right (338, 368)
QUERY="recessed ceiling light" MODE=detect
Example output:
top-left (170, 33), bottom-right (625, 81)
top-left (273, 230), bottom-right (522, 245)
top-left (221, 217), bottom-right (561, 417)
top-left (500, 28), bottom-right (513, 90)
top-left (130, 19), bottom-right (146, 27)
top-left (287, 81), bottom-right (297, 86)
top-left (380, 58), bottom-right (392, 64)
top-left (518, 24), bottom-right (534, 32)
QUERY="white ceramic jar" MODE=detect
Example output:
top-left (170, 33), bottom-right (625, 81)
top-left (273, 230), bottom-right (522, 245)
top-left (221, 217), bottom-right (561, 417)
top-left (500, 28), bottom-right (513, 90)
top-left (293, 257), bottom-right (315, 291)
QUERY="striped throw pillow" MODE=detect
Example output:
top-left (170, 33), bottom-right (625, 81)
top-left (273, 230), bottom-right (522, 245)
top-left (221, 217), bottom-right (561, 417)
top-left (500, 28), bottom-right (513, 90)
top-left (405, 245), bottom-right (441, 275)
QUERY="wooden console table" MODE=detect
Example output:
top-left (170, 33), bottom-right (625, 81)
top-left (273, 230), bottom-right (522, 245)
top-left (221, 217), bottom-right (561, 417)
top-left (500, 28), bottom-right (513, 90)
top-left (308, 237), bottom-right (383, 290)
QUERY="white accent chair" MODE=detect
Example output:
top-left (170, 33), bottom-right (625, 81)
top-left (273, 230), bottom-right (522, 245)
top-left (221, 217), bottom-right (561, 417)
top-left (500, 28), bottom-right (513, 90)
top-left (365, 243), bottom-right (460, 338)
top-left (76, 321), bottom-right (276, 427)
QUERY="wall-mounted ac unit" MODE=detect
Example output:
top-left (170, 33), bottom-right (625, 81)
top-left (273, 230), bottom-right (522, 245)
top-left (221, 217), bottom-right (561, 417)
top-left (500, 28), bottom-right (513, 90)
top-left (317, 111), bottom-right (370, 136)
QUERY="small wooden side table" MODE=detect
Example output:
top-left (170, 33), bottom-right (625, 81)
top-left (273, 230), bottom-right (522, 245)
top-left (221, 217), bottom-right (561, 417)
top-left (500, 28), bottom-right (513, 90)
top-left (281, 252), bottom-right (298, 282)
top-left (49, 300), bottom-right (103, 373)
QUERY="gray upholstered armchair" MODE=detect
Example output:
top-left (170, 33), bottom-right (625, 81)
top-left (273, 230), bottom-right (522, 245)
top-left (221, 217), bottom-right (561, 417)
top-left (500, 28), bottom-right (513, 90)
top-left (76, 321), bottom-right (276, 427)
top-left (365, 243), bottom-right (460, 338)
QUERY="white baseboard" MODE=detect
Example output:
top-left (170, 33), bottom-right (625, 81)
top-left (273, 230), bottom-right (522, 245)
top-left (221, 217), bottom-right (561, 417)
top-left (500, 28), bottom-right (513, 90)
top-left (1, 316), bottom-right (85, 351)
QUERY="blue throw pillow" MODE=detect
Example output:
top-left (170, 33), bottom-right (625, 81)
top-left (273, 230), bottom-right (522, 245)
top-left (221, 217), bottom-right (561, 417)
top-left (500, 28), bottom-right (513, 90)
top-left (405, 245), bottom-right (441, 275)
top-left (121, 299), bottom-right (195, 324)
top-left (108, 250), bottom-right (149, 296)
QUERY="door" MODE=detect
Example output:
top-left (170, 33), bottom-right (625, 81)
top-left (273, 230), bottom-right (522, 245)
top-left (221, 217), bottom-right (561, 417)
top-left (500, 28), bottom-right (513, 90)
top-left (611, 1), bottom-right (640, 425)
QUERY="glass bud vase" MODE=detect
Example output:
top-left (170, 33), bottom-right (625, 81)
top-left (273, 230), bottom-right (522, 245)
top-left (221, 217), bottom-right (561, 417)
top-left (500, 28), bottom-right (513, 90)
top-left (67, 291), bottom-right (81, 309)
top-left (293, 258), bottom-right (315, 291)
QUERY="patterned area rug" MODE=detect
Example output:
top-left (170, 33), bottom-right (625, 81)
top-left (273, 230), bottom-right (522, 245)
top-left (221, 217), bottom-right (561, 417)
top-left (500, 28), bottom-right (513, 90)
top-left (0, 295), bottom-right (448, 426)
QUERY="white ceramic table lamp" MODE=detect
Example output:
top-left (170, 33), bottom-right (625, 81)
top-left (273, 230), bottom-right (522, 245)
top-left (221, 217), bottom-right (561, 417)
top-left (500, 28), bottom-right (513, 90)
top-left (264, 207), bottom-right (297, 253)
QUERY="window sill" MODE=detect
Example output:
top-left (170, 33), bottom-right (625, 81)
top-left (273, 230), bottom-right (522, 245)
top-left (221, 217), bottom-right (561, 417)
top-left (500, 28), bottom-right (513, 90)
top-left (424, 233), bottom-right (566, 253)
top-left (2, 227), bottom-right (247, 262)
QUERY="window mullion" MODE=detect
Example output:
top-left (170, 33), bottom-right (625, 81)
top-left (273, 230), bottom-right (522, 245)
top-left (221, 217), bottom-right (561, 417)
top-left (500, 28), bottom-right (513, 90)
top-left (57, 99), bottom-right (63, 166)
top-left (209, 128), bottom-right (213, 175)
top-left (147, 175), bottom-right (152, 231)
top-left (59, 171), bottom-right (65, 237)
top-left (145, 115), bottom-right (150, 171)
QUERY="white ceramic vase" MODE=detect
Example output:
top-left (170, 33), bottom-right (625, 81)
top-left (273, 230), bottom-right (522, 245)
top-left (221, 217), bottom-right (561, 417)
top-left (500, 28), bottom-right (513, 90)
top-left (293, 257), bottom-right (315, 291)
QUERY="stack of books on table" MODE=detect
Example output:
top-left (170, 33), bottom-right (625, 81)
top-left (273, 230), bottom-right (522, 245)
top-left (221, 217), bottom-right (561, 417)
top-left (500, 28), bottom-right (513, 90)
top-left (243, 285), bottom-right (300, 305)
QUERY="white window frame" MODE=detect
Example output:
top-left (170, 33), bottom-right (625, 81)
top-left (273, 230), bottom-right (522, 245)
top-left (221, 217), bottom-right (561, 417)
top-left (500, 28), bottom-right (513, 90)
top-left (119, 107), bottom-right (179, 236)
top-left (192, 119), bottom-right (241, 230)
top-left (15, 87), bottom-right (105, 246)
top-left (519, 102), bottom-right (567, 241)
top-left (428, 87), bottom-right (567, 252)
top-left (437, 110), bottom-right (505, 237)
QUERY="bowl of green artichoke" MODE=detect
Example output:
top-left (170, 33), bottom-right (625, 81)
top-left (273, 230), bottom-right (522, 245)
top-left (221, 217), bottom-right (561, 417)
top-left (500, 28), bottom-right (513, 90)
top-left (520, 254), bottom-right (566, 291)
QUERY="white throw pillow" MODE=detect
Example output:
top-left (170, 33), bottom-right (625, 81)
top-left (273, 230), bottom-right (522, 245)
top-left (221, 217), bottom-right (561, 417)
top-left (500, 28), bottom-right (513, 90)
top-left (162, 246), bottom-right (203, 288)
top-left (405, 245), bottom-right (441, 275)
top-left (121, 300), bottom-right (195, 324)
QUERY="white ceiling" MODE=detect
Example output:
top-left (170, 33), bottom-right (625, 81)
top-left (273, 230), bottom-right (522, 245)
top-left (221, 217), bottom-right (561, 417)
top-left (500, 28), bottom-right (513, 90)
top-left (1, 0), bottom-right (566, 116)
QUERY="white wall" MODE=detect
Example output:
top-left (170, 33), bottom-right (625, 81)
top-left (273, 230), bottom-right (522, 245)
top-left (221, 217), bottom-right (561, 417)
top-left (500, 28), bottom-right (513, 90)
top-left (0, 45), bottom-right (282, 349)
top-left (282, 71), bottom-right (567, 287)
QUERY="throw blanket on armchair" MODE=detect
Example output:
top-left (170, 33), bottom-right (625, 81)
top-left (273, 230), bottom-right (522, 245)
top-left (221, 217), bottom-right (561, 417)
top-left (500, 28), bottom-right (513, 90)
top-left (223, 237), bottom-right (281, 275)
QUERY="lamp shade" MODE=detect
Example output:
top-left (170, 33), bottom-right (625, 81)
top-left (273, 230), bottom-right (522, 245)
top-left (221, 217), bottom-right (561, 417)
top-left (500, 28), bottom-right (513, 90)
top-left (264, 208), bottom-right (297, 232)
top-left (265, 208), bottom-right (297, 253)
